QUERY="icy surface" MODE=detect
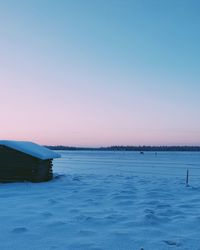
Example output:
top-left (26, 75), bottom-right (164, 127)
top-left (0, 150), bottom-right (200, 250)
top-left (0, 140), bottom-right (60, 160)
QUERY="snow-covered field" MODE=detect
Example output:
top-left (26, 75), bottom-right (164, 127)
top-left (0, 150), bottom-right (200, 250)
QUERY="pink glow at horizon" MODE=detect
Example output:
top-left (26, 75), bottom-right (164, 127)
top-left (1, 58), bottom-right (200, 146)
top-left (1, 71), bottom-right (199, 146)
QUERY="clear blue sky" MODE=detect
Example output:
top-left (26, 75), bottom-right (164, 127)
top-left (0, 0), bottom-right (200, 146)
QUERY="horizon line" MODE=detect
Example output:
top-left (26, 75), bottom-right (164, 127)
top-left (45, 145), bottom-right (200, 148)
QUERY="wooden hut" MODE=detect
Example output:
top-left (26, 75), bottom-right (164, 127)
top-left (0, 140), bottom-right (61, 182)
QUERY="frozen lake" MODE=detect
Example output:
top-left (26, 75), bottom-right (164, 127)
top-left (0, 150), bottom-right (200, 250)
top-left (55, 150), bottom-right (200, 182)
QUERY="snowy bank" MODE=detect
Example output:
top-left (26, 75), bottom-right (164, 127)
top-left (0, 151), bottom-right (200, 250)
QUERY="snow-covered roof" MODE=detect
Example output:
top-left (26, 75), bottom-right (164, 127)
top-left (0, 140), bottom-right (61, 160)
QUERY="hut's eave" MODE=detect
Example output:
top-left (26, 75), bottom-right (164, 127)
top-left (0, 140), bottom-right (61, 160)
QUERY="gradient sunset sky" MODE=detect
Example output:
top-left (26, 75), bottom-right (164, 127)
top-left (0, 0), bottom-right (200, 146)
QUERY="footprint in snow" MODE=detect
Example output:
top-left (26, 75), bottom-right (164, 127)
top-left (69, 208), bottom-right (80, 213)
top-left (156, 204), bottom-right (171, 209)
top-left (144, 208), bottom-right (155, 214)
top-left (12, 227), bottom-right (28, 233)
top-left (48, 198), bottom-right (59, 205)
top-left (73, 176), bottom-right (81, 181)
top-left (54, 174), bottom-right (66, 180)
top-left (78, 229), bottom-right (96, 236)
top-left (42, 211), bottom-right (53, 218)
top-left (48, 220), bottom-right (66, 227)
top-left (163, 240), bottom-right (180, 246)
top-left (116, 200), bottom-right (134, 206)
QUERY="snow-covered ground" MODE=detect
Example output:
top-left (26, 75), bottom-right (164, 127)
top-left (0, 150), bottom-right (200, 250)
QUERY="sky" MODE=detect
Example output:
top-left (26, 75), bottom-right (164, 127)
top-left (0, 0), bottom-right (200, 146)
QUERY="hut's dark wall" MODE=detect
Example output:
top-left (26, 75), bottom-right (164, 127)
top-left (0, 146), bottom-right (53, 182)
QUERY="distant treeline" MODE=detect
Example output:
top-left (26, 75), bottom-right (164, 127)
top-left (46, 145), bottom-right (200, 152)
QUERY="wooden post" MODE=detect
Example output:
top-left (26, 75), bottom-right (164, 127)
top-left (186, 169), bottom-right (189, 187)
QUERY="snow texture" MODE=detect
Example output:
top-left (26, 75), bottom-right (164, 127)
top-left (0, 150), bottom-right (200, 250)
top-left (0, 140), bottom-right (60, 160)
